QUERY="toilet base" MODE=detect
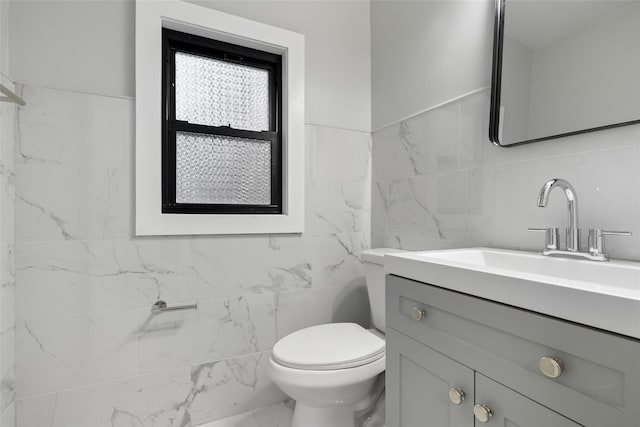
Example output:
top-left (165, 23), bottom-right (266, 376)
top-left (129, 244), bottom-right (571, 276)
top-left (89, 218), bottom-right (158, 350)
top-left (292, 402), bottom-right (359, 427)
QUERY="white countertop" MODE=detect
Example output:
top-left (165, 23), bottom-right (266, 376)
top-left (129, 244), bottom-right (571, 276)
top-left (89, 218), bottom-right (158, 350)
top-left (384, 248), bottom-right (640, 340)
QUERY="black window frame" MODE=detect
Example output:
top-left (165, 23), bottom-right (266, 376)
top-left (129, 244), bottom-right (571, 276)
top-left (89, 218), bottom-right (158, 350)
top-left (162, 28), bottom-right (283, 214)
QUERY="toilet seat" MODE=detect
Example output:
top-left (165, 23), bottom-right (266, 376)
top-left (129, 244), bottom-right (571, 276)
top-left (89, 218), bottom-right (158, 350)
top-left (272, 323), bottom-right (385, 370)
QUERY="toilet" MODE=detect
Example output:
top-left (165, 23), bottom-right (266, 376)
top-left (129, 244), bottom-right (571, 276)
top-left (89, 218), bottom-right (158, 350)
top-left (267, 248), bottom-right (405, 427)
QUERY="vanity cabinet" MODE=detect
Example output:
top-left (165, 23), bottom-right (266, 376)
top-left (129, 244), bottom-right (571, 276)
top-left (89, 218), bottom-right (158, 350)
top-left (386, 275), bottom-right (640, 427)
top-left (386, 328), bottom-right (474, 427)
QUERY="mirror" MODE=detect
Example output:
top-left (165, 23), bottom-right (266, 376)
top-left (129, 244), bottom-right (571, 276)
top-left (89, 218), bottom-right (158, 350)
top-left (489, 0), bottom-right (640, 146)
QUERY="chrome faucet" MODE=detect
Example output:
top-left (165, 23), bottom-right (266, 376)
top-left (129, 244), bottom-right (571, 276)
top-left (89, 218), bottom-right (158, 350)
top-left (529, 178), bottom-right (632, 261)
top-left (536, 178), bottom-right (580, 252)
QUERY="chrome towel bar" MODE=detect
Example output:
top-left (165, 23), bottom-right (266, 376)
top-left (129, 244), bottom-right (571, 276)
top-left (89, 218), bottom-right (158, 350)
top-left (151, 300), bottom-right (197, 314)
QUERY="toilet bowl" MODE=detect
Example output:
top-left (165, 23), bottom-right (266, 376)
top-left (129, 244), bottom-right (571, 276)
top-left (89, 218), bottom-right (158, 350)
top-left (267, 248), bottom-right (405, 427)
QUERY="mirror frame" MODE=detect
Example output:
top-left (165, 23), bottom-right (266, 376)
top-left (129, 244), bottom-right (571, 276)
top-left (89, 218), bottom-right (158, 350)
top-left (489, 0), bottom-right (640, 147)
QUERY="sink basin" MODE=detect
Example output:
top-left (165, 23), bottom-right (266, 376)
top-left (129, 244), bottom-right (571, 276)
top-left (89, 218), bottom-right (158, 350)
top-left (404, 248), bottom-right (640, 293)
top-left (384, 248), bottom-right (640, 339)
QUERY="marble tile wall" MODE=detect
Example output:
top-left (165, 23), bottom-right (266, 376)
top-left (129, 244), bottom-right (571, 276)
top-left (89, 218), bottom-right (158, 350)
top-left (0, 79), bottom-right (16, 427)
top-left (197, 401), bottom-right (293, 427)
top-left (372, 90), bottom-right (640, 261)
top-left (13, 85), bottom-right (372, 426)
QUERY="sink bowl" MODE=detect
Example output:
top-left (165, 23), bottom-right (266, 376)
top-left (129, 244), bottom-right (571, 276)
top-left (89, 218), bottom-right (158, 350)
top-left (384, 248), bottom-right (640, 339)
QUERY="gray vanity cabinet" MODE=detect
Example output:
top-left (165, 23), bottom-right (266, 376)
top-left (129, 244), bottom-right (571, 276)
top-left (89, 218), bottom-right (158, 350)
top-left (474, 373), bottom-right (581, 427)
top-left (387, 328), bottom-right (582, 427)
top-left (386, 328), bottom-right (474, 427)
top-left (386, 275), bottom-right (640, 427)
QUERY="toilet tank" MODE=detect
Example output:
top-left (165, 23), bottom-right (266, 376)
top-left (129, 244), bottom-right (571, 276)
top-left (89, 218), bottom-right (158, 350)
top-left (362, 248), bottom-right (407, 333)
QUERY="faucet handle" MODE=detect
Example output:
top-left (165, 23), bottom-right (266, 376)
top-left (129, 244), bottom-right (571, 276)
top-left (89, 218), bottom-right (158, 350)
top-left (528, 227), bottom-right (560, 250)
top-left (588, 229), bottom-right (632, 259)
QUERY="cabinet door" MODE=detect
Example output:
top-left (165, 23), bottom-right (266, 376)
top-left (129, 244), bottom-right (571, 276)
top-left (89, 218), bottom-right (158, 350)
top-left (474, 373), bottom-right (583, 427)
top-left (387, 328), bottom-right (474, 427)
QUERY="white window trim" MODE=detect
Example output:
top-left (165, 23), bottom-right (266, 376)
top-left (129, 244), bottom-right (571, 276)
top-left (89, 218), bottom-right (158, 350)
top-left (135, 0), bottom-right (305, 235)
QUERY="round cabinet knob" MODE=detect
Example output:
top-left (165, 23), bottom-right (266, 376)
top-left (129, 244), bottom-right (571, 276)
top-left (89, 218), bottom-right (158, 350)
top-left (539, 356), bottom-right (563, 378)
top-left (411, 307), bottom-right (426, 321)
top-left (448, 388), bottom-right (465, 405)
top-left (473, 404), bottom-right (493, 423)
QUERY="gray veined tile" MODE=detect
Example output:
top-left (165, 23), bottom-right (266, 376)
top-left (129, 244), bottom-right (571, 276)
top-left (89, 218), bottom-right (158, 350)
top-left (436, 170), bottom-right (470, 215)
top-left (493, 146), bottom-right (640, 259)
top-left (371, 181), bottom-right (389, 236)
top-left (309, 233), bottom-right (367, 288)
top-left (16, 239), bottom-right (191, 320)
top-left (372, 123), bottom-right (416, 181)
top-left (196, 401), bottom-right (294, 427)
top-left (274, 285), bottom-right (370, 340)
top-left (396, 118), bottom-right (433, 176)
top-left (306, 124), bottom-right (371, 185)
top-left (0, 324), bottom-right (15, 415)
top-left (15, 165), bottom-right (132, 242)
top-left (16, 369), bottom-right (193, 427)
top-left (190, 236), bottom-right (311, 299)
top-left (1, 77), bottom-right (17, 427)
top-left (306, 125), bottom-right (371, 236)
top-left (16, 310), bottom-right (140, 399)
top-left (465, 167), bottom-right (496, 246)
top-left (138, 294), bottom-right (275, 374)
top-left (188, 352), bottom-right (286, 426)
top-left (386, 178), bottom-right (431, 236)
top-left (15, 85), bottom-right (133, 169)
top-left (459, 91), bottom-right (489, 169)
top-left (307, 180), bottom-right (370, 235)
top-left (424, 103), bottom-right (460, 172)
top-left (0, 402), bottom-right (15, 427)
top-left (370, 233), bottom-right (398, 250)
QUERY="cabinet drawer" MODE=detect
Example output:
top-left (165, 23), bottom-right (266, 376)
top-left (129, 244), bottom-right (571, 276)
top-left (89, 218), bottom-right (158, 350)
top-left (475, 373), bottom-right (582, 427)
top-left (386, 275), bottom-right (640, 427)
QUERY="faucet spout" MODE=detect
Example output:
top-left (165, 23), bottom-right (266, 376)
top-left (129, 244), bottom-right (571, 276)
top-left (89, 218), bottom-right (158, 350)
top-left (537, 178), bottom-right (580, 251)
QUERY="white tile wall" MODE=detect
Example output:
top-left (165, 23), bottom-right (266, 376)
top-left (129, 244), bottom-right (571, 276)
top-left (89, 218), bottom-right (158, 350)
top-left (15, 165), bottom-right (132, 241)
top-left (13, 85), bottom-right (372, 426)
top-left (0, 83), bottom-right (16, 427)
top-left (275, 283), bottom-right (370, 341)
top-left (372, 90), bottom-right (640, 261)
top-left (0, 404), bottom-right (13, 427)
top-left (137, 295), bottom-right (275, 374)
top-left (16, 239), bottom-right (192, 320)
top-left (306, 125), bottom-right (371, 236)
top-left (189, 236), bottom-right (311, 299)
top-left (188, 353), bottom-right (286, 425)
top-left (197, 401), bottom-right (293, 427)
top-left (17, 309), bottom-right (140, 398)
top-left (17, 369), bottom-right (193, 427)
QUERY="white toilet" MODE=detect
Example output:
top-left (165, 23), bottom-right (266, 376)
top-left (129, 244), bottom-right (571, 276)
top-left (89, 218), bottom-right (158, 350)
top-left (268, 248), bottom-right (405, 427)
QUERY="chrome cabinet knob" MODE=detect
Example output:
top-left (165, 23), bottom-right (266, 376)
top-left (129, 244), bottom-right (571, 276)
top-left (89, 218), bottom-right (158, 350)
top-left (539, 356), bottom-right (563, 378)
top-left (411, 307), bottom-right (426, 321)
top-left (473, 404), bottom-right (493, 423)
top-left (448, 388), bottom-right (465, 405)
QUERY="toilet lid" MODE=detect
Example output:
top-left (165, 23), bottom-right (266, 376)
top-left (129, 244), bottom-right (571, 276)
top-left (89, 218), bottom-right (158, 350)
top-left (272, 323), bottom-right (385, 370)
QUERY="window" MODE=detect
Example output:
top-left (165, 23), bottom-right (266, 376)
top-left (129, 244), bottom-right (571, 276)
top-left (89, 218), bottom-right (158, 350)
top-left (135, 0), bottom-right (304, 235)
top-left (162, 29), bottom-right (283, 214)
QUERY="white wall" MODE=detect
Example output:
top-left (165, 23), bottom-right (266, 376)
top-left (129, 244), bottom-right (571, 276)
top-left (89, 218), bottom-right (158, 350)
top-left (189, 0), bottom-right (371, 132)
top-left (9, 0), bottom-right (371, 132)
top-left (9, 0), bottom-right (135, 98)
top-left (371, 0), bottom-right (640, 262)
top-left (9, 1), bottom-right (372, 425)
top-left (371, 0), bottom-right (493, 130)
top-left (0, 0), bottom-right (9, 77)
